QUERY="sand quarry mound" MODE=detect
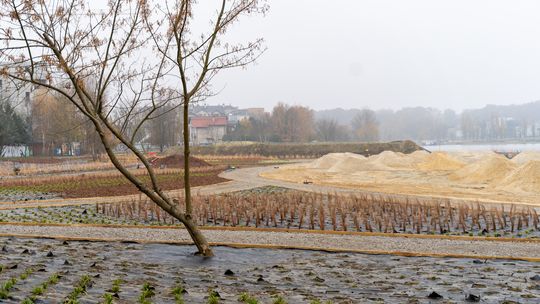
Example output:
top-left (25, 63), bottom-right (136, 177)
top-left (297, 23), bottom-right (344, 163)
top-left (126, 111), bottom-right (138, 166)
top-left (306, 153), bottom-right (362, 170)
top-left (265, 150), bottom-right (540, 202)
top-left (306, 151), bottom-right (430, 173)
top-left (511, 151), bottom-right (540, 165)
top-left (367, 150), bottom-right (427, 170)
top-left (447, 151), bottom-right (494, 164)
top-left (450, 154), bottom-right (517, 184)
top-left (415, 152), bottom-right (465, 171)
top-left (327, 153), bottom-right (388, 172)
top-left (500, 161), bottom-right (540, 192)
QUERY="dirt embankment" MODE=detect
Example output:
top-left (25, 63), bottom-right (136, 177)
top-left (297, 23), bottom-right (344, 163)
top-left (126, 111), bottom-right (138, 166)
top-left (189, 140), bottom-right (424, 157)
top-left (151, 154), bottom-right (210, 168)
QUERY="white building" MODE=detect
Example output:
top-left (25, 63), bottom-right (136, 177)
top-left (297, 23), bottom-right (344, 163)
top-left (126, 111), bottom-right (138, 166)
top-left (0, 63), bottom-right (48, 117)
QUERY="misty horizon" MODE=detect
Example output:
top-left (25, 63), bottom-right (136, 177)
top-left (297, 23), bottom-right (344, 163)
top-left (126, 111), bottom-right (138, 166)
top-left (201, 0), bottom-right (540, 112)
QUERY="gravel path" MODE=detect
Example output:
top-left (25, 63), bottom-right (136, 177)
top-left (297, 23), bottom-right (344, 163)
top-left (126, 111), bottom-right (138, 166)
top-left (0, 224), bottom-right (539, 260)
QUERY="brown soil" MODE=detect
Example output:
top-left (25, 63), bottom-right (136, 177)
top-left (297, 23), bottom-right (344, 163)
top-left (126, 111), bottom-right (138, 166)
top-left (0, 168), bottom-right (228, 199)
top-left (61, 169), bottom-right (227, 198)
top-left (152, 154), bottom-right (210, 168)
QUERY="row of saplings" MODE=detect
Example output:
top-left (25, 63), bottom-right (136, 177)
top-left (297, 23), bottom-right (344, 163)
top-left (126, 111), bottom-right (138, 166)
top-left (96, 191), bottom-right (540, 236)
top-left (0, 264), bottom-right (331, 303)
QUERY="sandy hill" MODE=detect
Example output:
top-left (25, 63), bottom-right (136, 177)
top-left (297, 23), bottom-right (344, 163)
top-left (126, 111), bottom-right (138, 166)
top-left (306, 153), bottom-right (352, 170)
top-left (449, 154), bottom-right (516, 184)
top-left (500, 161), bottom-right (540, 193)
top-left (447, 151), bottom-right (495, 164)
top-left (416, 152), bottom-right (465, 171)
top-left (511, 151), bottom-right (540, 165)
top-left (366, 151), bottom-right (420, 170)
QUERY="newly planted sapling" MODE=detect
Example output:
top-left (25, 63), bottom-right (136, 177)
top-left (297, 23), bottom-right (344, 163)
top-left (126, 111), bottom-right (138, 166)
top-left (138, 282), bottom-right (155, 304)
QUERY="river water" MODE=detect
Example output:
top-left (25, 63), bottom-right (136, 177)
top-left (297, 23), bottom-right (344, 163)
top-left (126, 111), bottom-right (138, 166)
top-left (424, 143), bottom-right (540, 152)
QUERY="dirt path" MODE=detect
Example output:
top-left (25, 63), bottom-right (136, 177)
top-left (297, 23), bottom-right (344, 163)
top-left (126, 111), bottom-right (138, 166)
top-left (0, 223), bottom-right (539, 261)
top-left (221, 166), bottom-right (540, 208)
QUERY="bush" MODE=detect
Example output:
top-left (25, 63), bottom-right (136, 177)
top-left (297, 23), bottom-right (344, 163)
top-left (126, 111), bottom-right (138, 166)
top-left (191, 141), bottom-right (422, 158)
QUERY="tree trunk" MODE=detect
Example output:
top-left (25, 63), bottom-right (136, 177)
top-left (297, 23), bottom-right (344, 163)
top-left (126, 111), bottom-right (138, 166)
top-left (183, 100), bottom-right (213, 257)
top-left (182, 216), bottom-right (213, 256)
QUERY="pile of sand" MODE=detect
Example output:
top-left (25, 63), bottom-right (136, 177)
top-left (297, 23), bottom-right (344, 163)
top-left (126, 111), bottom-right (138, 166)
top-left (409, 150), bottom-right (430, 160)
top-left (500, 161), bottom-right (540, 192)
top-left (327, 153), bottom-right (388, 172)
top-left (447, 151), bottom-right (494, 164)
top-left (306, 153), bottom-right (365, 170)
top-left (449, 154), bottom-right (517, 184)
top-left (416, 152), bottom-right (465, 171)
top-left (368, 150), bottom-right (426, 170)
top-left (511, 151), bottom-right (540, 165)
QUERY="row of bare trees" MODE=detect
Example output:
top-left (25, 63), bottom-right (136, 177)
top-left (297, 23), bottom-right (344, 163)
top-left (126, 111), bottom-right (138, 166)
top-left (0, 0), bottom-right (268, 256)
top-left (227, 105), bottom-right (380, 142)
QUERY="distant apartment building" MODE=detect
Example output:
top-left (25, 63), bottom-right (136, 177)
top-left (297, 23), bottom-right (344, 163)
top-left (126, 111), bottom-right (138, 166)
top-left (189, 116), bottom-right (228, 145)
top-left (0, 63), bottom-right (48, 117)
top-left (227, 109), bottom-right (250, 125)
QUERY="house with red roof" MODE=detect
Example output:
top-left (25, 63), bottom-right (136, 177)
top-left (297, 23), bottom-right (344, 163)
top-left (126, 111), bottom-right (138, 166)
top-left (189, 116), bottom-right (228, 145)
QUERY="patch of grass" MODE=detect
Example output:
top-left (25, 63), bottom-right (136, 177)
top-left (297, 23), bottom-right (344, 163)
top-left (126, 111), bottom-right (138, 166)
top-left (19, 268), bottom-right (34, 280)
top-left (138, 282), bottom-right (155, 304)
top-left (238, 292), bottom-right (259, 304)
top-left (272, 296), bottom-right (287, 304)
top-left (111, 278), bottom-right (122, 293)
top-left (207, 290), bottom-right (221, 304)
top-left (172, 284), bottom-right (185, 304)
top-left (0, 277), bottom-right (17, 299)
top-left (102, 292), bottom-right (114, 304)
top-left (65, 274), bottom-right (92, 304)
top-left (32, 285), bottom-right (45, 296)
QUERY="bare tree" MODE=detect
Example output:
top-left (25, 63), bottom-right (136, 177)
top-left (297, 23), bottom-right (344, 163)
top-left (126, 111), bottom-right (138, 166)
top-left (315, 118), bottom-right (353, 142)
top-left (145, 0), bottom-right (267, 255)
top-left (351, 109), bottom-right (379, 142)
top-left (0, 0), bottom-right (266, 256)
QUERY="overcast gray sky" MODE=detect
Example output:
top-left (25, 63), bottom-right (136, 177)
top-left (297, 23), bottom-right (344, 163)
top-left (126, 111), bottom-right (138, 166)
top-left (204, 0), bottom-right (540, 112)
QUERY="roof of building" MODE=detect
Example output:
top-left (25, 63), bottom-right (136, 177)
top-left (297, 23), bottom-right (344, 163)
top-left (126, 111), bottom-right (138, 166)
top-left (190, 116), bottom-right (228, 128)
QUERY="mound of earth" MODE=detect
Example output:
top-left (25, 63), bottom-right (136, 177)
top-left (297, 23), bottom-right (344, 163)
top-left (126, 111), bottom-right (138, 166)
top-left (447, 151), bottom-right (493, 164)
top-left (327, 153), bottom-right (387, 172)
top-left (306, 153), bottom-right (356, 170)
top-left (500, 161), bottom-right (540, 192)
top-left (409, 150), bottom-right (430, 159)
top-left (367, 151), bottom-right (420, 170)
top-left (449, 154), bottom-right (516, 184)
top-left (152, 154), bottom-right (210, 168)
top-left (511, 151), bottom-right (540, 164)
top-left (416, 152), bottom-right (465, 171)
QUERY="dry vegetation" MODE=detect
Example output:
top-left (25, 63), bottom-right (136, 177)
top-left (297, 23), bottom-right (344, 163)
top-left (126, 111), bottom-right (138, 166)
top-left (0, 154), bottom-right (140, 176)
top-left (190, 140), bottom-right (422, 157)
top-left (95, 189), bottom-right (540, 236)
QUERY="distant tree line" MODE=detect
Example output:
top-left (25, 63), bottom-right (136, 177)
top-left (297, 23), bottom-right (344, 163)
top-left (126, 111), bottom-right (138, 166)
top-left (4, 96), bottom-right (540, 155)
top-left (228, 101), bottom-right (540, 143)
top-left (225, 103), bottom-right (379, 142)
top-left (1, 86), bottom-right (182, 157)
top-left (316, 102), bottom-right (540, 142)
